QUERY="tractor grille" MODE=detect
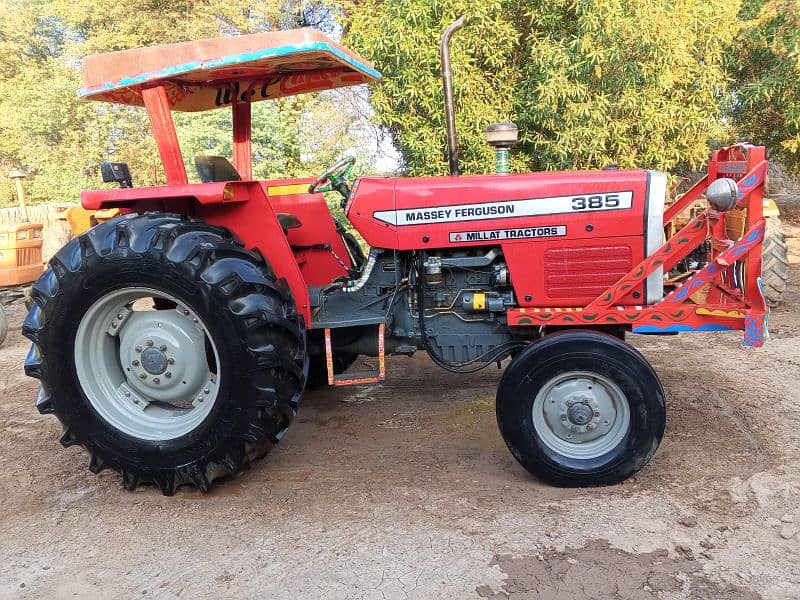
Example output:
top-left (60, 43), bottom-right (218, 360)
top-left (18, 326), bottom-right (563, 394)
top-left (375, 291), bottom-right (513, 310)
top-left (16, 246), bottom-right (42, 268)
top-left (544, 245), bottom-right (632, 298)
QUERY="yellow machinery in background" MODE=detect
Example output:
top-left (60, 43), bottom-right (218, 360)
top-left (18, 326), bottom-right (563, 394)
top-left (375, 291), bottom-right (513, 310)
top-left (56, 205), bottom-right (120, 236)
top-left (0, 170), bottom-right (45, 347)
top-left (0, 222), bottom-right (44, 286)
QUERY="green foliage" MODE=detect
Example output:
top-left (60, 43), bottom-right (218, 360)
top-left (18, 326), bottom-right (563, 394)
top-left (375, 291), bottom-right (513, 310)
top-left (0, 0), bottom-right (370, 206)
top-left (727, 0), bottom-right (800, 174)
top-left (3, 0), bottom-right (799, 210)
top-left (345, 0), bottom-right (741, 175)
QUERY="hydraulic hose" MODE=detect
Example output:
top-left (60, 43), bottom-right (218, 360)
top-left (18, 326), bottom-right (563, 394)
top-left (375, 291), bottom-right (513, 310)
top-left (341, 249), bottom-right (379, 293)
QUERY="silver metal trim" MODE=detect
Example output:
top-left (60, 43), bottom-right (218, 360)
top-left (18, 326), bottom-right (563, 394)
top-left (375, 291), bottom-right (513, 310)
top-left (645, 171), bottom-right (667, 304)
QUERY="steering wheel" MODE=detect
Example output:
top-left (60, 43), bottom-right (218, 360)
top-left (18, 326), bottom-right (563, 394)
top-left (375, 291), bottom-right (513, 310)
top-left (308, 156), bottom-right (356, 195)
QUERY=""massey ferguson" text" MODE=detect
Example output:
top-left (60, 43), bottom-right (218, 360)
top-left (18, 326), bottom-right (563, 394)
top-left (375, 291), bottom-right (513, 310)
top-left (404, 203), bottom-right (515, 223)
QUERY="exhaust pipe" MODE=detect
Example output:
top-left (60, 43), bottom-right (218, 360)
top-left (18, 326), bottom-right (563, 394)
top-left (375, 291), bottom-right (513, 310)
top-left (440, 15), bottom-right (466, 176)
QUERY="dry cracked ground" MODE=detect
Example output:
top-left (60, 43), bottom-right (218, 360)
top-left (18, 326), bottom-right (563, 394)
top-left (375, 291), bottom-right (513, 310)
top-left (1, 206), bottom-right (800, 599)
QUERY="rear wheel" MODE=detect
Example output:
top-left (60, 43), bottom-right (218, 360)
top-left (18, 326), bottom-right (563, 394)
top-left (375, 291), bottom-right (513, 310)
top-left (496, 330), bottom-right (665, 486)
top-left (23, 213), bottom-right (306, 495)
top-left (762, 216), bottom-right (789, 307)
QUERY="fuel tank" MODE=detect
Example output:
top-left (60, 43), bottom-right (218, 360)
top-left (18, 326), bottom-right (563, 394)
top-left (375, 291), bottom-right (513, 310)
top-left (346, 170), bottom-right (667, 306)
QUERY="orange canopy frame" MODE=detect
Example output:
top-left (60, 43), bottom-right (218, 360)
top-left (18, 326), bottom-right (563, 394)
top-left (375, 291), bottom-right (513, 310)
top-left (80, 28), bottom-right (381, 112)
top-left (79, 28), bottom-right (381, 183)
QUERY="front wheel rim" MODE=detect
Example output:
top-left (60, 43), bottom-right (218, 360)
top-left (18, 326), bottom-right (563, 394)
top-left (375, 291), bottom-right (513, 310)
top-left (74, 287), bottom-right (221, 441)
top-left (532, 371), bottom-right (630, 460)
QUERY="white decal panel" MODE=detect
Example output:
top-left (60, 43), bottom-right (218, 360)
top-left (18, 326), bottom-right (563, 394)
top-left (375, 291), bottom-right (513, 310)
top-left (449, 226), bottom-right (567, 243)
top-left (373, 191), bottom-right (633, 226)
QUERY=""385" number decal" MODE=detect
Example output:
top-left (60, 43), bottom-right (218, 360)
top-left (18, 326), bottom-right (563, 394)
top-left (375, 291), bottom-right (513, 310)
top-left (571, 193), bottom-right (622, 211)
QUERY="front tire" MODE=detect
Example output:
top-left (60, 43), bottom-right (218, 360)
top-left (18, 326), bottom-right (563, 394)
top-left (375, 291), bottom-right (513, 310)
top-left (23, 213), bottom-right (307, 495)
top-left (496, 330), bottom-right (665, 486)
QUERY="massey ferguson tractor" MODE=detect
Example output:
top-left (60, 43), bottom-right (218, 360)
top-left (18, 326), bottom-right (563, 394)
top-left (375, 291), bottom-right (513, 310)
top-left (23, 19), bottom-right (770, 495)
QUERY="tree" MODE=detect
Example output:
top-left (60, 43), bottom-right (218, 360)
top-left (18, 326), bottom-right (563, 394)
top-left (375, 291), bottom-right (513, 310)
top-left (343, 0), bottom-right (741, 176)
top-left (728, 0), bottom-right (800, 174)
top-left (0, 0), bottom-right (373, 206)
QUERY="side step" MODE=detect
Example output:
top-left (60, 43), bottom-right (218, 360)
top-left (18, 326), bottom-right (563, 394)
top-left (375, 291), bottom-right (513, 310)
top-left (324, 323), bottom-right (385, 386)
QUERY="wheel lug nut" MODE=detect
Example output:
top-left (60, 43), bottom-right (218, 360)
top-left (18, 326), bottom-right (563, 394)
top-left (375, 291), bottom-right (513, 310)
top-left (167, 358), bottom-right (175, 365)
top-left (153, 378), bottom-right (160, 384)
top-left (197, 397), bottom-right (203, 403)
top-left (135, 346), bottom-right (142, 353)
top-left (132, 360), bottom-right (140, 366)
top-left (139, 374), bottom-right (147, 379)
top-left (117, 313), bottom-right (124, 319)
top-left (133, 398), bottom-right (139, 404)
top-left (124, 391), bottom-right (130, 397)
top-left (593, 411), bottom-right (600, 417)
top-left (204, 388), bottom-right (210, 395)
top-left (165, 372), bottom-right (172, 378)
top-left (111, 322), bottom-right (118, 328)
top-left (567, 399), bottom-right (575, 406)
top-left (146, 340), bottom-right (153, 347)
top-left (160, 345), bottom-right (167, 352)
top-left (183, 309), bottom-right (189, 316)
top-left (560, 414), bottom-right (567, 421)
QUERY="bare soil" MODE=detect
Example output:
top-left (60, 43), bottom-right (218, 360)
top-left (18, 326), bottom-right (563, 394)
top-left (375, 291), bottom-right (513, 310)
top-left (1, 210), bottom-right (799, 599)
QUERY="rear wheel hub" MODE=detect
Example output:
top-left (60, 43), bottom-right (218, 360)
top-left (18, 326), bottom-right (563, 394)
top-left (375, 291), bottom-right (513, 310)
top-left (140, 347), bottom-right (167, 375)
top-left (74, 287), bottom-right (220, 441)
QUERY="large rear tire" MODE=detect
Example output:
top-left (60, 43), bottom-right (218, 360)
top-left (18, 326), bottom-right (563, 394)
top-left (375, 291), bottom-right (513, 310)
top-left (496, 330), bottom-right (665, 486)
top-left (762, 216), bottom-right (789, 307)
top-left (23, 213), bottom-right (307, 495)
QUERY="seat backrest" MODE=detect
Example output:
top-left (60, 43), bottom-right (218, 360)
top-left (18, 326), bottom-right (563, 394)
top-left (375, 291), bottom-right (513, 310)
top-left (194, 155), bottom-right (242, 183)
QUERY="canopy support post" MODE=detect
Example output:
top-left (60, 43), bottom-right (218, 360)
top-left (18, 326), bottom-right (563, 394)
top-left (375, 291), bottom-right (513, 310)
top-left (141, 85), bottom-right (188, 185)
top-left (232, 97), bottom-right (253, 180)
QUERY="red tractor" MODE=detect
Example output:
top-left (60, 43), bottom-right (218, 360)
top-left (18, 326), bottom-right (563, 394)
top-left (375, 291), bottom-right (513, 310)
top-left (24, 20), bottom-right (770, 495)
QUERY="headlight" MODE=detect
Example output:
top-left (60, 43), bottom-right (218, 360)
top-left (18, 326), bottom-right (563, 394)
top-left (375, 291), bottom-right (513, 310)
top-left (706, 178), bottom-right (738, 212)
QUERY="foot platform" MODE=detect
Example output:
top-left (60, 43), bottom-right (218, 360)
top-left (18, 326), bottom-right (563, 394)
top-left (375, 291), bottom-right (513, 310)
top-left (324, 323), bottom-right (385, 386)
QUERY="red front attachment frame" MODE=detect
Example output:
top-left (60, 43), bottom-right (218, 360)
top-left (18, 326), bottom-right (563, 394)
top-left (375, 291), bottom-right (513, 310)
top-left (507, 145), bottom-right (769, 347)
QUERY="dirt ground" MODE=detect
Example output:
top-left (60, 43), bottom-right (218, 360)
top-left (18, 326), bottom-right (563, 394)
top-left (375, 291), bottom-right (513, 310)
top-left (1, 213), bottom-right (800, 599)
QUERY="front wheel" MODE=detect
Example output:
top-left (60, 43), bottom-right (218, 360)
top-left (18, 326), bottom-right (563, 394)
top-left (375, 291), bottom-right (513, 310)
top-left (23, 213), bottom-right (307, 495)
top-left (496, 330), bottom-right (665, 486)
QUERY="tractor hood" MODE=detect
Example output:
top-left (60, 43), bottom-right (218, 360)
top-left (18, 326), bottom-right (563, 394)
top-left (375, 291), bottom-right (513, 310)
top-left (346, 170), bottom-right (668, 306)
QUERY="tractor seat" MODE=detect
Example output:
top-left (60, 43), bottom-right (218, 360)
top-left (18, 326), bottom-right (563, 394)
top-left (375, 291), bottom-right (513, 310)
top-left (194, 155), bottom-right (301, 232)
top-left (277, 213), bottom-right (302, 231)
top-left (194, 155), bottom-right (242, 183)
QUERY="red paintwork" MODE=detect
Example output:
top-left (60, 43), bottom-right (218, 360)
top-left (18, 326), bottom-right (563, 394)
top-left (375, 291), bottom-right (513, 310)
top-left (258, 178), bottom-right (353, 286)
top-left (191, 182), bottom-right (311, 321)
top-left (347, 171), bottom-right (651, 306)
top-left (232, 99), bottom-right (252, 179)
top-left (81, 178), bottom-right (354, 320)
top-left (82, 182), bottom-right (239, 209)
top-left (507, 144), bottom-right (769, 347)
top-left (141, 85), bottom-right (188, 185)
top-left (586, 213), bottom-right (709, 309)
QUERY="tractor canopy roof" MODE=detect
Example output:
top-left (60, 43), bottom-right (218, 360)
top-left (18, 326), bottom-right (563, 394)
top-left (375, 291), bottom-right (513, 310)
top-left (79, 28), bottom-right (381, 112)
